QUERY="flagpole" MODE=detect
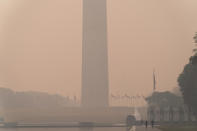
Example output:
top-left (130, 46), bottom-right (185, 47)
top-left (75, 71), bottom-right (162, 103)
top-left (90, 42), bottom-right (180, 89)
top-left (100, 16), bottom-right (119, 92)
top-left (153, 69), bottom-right (156, 93)
top-left (152, 69), bottom-right (157, 121)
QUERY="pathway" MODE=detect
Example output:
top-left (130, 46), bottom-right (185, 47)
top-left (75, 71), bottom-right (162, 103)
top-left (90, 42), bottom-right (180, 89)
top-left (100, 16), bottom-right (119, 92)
top-left (135, 126), bottom-right (161, 131)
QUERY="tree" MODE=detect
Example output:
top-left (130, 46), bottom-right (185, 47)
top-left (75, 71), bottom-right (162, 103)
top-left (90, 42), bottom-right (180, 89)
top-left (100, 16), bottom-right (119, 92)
top-left (178, 33), bottom-right (197, 117)
top-left (146, 91), bottom-right (184, 108)
top-left (146, 91), bottom-right (184, 121)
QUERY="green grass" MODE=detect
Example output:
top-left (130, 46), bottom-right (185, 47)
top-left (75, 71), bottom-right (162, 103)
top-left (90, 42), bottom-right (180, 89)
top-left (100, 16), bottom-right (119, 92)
top-left (158, 125), bottom-right (197, 131)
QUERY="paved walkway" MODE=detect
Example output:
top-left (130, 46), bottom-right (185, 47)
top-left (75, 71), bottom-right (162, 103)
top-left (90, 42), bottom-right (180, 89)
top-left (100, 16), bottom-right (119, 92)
top-left (135, 126), bottom-right (161, 131)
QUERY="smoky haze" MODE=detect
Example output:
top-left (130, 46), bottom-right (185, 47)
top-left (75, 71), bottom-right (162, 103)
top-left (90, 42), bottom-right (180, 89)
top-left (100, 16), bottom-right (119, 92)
top-left (0, 0), bottom-right (197, 107)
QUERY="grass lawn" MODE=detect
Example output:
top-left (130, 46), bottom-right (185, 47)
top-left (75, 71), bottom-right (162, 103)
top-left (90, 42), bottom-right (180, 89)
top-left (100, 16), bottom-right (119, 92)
top-left (158, 125), bottom-right (197, 131)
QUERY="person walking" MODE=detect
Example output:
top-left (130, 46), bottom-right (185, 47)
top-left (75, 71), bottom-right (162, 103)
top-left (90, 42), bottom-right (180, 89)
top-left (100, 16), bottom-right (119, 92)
top-left (151, 120), bottom-right (154, 128)
top-left (145, 120), bottom-right (148, 129)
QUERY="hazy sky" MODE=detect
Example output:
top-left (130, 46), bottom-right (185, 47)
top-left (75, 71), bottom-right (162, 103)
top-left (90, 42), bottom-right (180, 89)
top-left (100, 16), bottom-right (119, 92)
top-left (1, 0), bottom-right (197, 104)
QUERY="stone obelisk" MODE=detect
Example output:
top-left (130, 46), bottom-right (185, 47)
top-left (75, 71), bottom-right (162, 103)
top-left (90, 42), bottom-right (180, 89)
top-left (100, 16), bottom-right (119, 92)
top-left (82, 0), bottom-right (109, 107)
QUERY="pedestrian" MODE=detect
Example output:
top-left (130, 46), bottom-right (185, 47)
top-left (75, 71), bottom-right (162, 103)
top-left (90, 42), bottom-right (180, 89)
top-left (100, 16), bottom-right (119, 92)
top-left (145, 120), bottom-right (148, 129)
top-left (151, 120), bottom-right (154, 128)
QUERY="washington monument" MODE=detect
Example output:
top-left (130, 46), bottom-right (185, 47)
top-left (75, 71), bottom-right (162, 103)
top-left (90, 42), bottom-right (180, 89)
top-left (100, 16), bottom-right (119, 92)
top-left (82, 0), bottom-right (109, 107)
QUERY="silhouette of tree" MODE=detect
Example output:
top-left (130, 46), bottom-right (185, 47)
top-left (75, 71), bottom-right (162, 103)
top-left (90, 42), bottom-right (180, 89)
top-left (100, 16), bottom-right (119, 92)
top-left (0, 87), bottom-right (78, 110)
top-left (146, 92), bottom-right (183, 108)
top-left (178, 33), bottom-right (197, 117)
top-left (146, 92), bottom-right (184, 121)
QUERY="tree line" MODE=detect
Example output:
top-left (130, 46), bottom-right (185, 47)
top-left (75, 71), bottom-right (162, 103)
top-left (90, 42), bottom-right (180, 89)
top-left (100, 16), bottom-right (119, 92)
top-left (178, 33), bottom-right (197, 118)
